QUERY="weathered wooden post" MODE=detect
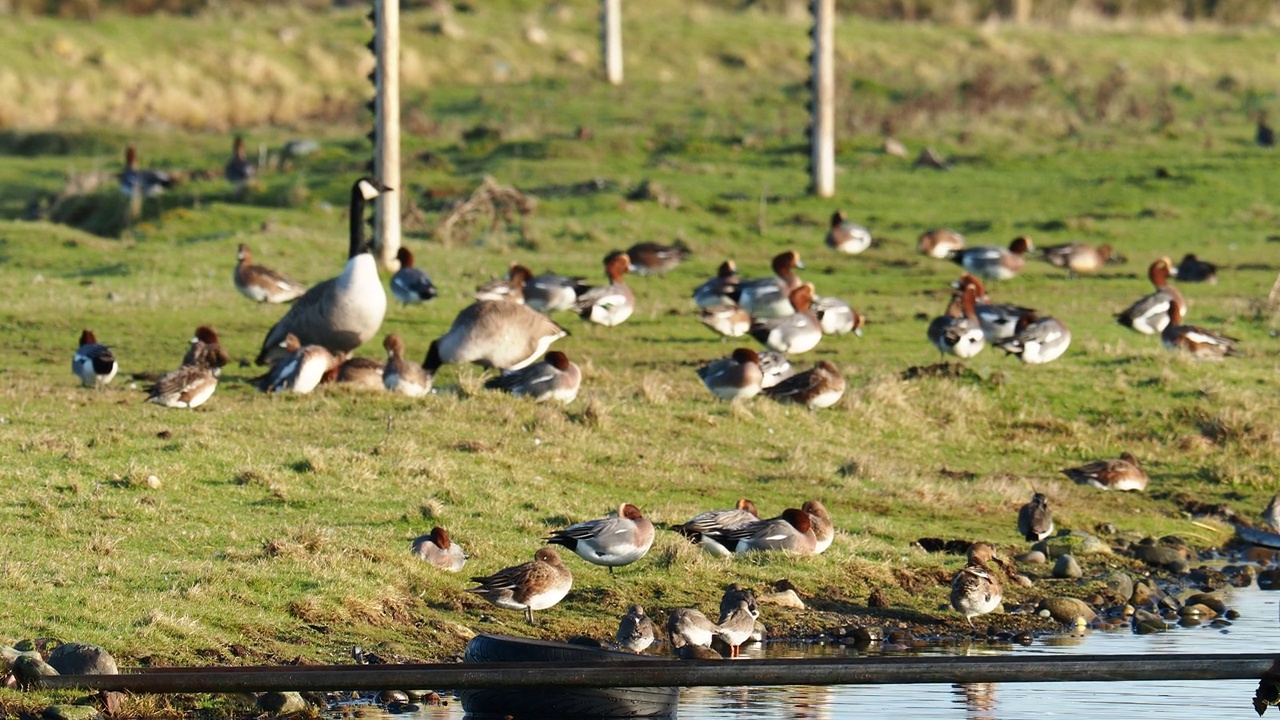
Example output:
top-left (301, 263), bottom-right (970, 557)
top-left (809, 0), bottom-right (835, 198)
top-left (602, 0), bottom-right (623, 85)
top-left (371, 0), bottom-right (401, 268)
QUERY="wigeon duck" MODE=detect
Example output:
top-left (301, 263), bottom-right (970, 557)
top-left (677, 644), bottom-right (723, 660)
top-left (749, 283), bottom-right (823, 355)
top-left (255, 178), bottom-right (389, 365)
top-left (390, 248), bottom-right (438, 305)
top-left (545, 503), bottom-right (656, 573)
top-left (1258, 112), bottom-right (1275, 147)
top-left (810, 295), bottom-right (864, 337)
top-left (1041, 242), bottom-right (1112, 277)
top-left (483, 350), bottom-right (582, 404)
top-left (627, 240), bottom-right (691, 276)
top-left (182, 326), bottom-right (230, 376)
top-left (145, 363), bottom-right (218, 409)
top-left (1264, 494), bottom-right (1280, 532)
top-left (710, 508), bottom-right (818, 556)
top-left (525, 269), bottom-right (589, 313)
top-left (411, 526), bottom-right (467, 572)
top-left (1017, 492), bottom-right (1054, 542)
top-left (1176, 253), bottom-right (1218, 284)
top-left (697, 348), bottom-right (764, 401)
top-left (1061, 452), bottom-right (1149, 491)
top-left (475, 263), bottom-right (533, 304)
top-left (257, 335), bottom-right (342, 394)
top-left (952, 274), bottom-right (1034, 343)
top-left (716, 595), bottom-right (760, 658)
top-left (335, 356), bottom-right (385, 389)
top-left (802, 500), bottom-right (834, 554)
top-left (235, 243), bottom-right (307, 305)
top-left (927, 284), bottom-right (985, 359)
top-left (996, 311), bottom-right (1071, 364)
top-left (224, 135), bottom-right (256, 188)
top-left (574, 251), bottom-right (636, 327)
top-left (382, 334), bottom-right (432, 396)
top-left (119, 145), bottom-right (175, 197)
top-left (666, 608), bottom-right (717, 649)
top-left (698, 303), bottom-right (752, 339)
top-left (825, 211), bottom-right (872, 255)
top-left (918, 228), bottom-right (965, 259)
top-left (73, 329), bottom-right (118, 389)
top-left (615, 605), bottom-right (656, 653)
top-left (731, 250), bottom-right (806, 319)
top-left (757, 350), bottom-right (795, 389)
top-left (692, 260), bottom-right (740, 309)
top-left (423, 300), bottom-right (567, 375)
top-left (762, 360), bottom-right (845, 410)
top-left (466, 547), bottom-right (573, 625)
top-left (1161, 302), bottom-right (1242, 360)
top-left (949, 236), bottom-right (1033, 281)
top-left (718, 583), bottom-right (758, 620)
top-left (950, 543), bottom-right (1003, 626)
top-left (678, 499), bottom-right (761, 557)
top-left (1116, 257), bottom-right (1185, 335)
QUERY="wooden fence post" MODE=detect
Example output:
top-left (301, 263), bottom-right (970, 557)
top-left (372, 0), bottom-right (401, 268)
top-left (809, 0), bottom-right (835, 198)
top-left (602, 0), bottom-right (623, 85)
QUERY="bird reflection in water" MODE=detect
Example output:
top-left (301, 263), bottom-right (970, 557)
top-left (954, 682), bottom-right (997, 720)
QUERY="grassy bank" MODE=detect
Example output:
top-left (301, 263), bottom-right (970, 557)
top-left (0, 2), bottom-right (1278, 716)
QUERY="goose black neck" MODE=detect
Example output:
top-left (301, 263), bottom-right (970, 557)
top-left (349, 183), bottom-right (371, 260)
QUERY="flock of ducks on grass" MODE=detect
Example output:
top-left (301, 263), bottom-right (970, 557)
top-left (73, 158), bottom-right (1237, 640)
top-left (435, 498), bottom-right (835, 650)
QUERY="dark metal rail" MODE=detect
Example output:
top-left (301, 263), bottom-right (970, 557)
top-left (35, 653), bottom-right (1279, 693)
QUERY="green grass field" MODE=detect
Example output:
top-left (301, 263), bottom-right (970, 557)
top-left (0, 1), bottom-right (1278, 714)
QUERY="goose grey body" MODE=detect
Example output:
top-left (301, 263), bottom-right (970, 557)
top-left (256, 178), bottom-right (389, 365)
top-left (425, 300), bottom-right (567, 373)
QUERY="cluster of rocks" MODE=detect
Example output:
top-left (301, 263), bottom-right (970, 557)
top-left (2, 640), bottom-right (119, 719)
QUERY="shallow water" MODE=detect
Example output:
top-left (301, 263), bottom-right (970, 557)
top-left (344, 583), bottom-right (1280, 719)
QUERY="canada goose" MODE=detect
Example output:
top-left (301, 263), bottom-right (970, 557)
top-left (255, 178), bottom-right (390, 365)
top-left (423, 300), bottom-right (567, 376)
top-left (235, 243), bottom-right (306, 304)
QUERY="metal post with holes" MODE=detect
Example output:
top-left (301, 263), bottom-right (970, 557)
top-left (371, 0), bottom-right (401, 268)
top-left (602, 0), bottom-right (623, 85)
top-left (809, 0), bottom-right (835, 197)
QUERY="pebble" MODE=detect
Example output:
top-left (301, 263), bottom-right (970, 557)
top-left (48, 643), bottom-right (118, 675)
top-left (1103, 571), bottom-right (1134, 602)
top-left (1183, 593), bottom-right (1227, 615)
top-left (1016, 550), bottom-right (1046, 565)
top-left (39, 706), bottom-right (101, 720)
top-left (758, 589), bottom-right (804, 609)
top-left (1053, 554), bottom-right (1082, 579)
top-left (1037, 597), bottom-right (1097, 624)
